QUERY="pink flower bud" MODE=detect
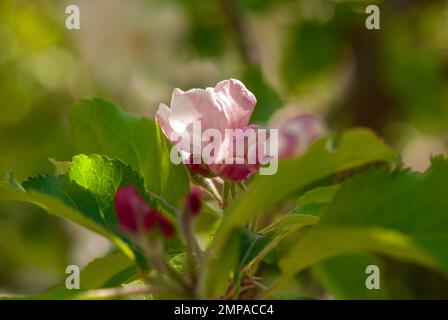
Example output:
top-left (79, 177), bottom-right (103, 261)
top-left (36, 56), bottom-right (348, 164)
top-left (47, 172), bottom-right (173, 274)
top-left (114, 185), bottom-right (175, 238)
top-left (270, 108), bottom-right (327, 159)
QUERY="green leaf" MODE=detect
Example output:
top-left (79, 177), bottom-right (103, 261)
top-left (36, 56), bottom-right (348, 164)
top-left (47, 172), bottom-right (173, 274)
top-left (0, 183), bottom-right (132, 256)
top-left (199, 229), bottom-right (242, 299)
top-left (296, 184), bottom-right (340, 208)
top-left (204, 129), bottom-right (398, 295)
top-left (22, 174), bottom-right (108, 228)
top-left (70, 98), bottom-right (190, 213)
top-left (67, 154), bottom-right (150, 226)
top-left (1, 155), bottom-right (154, 261)
top-left (239, 214), bottom-right (319, 270)
top-left (79, 251), bottom-right (136, 290)
top-left (271, 157), bottom-right (448, 297)
top-left (24, 154), bottom-right (148, 228)
top-left (312, 253), bottom-right (387, 300)
top-left (27, 252), bottom-right (136, 300)
top-left (238, 229), bottom-right (267, 268)
top-left (216, 129), bottom-right (397, 246)
top-left (288, 204), bottom-right (326, 217)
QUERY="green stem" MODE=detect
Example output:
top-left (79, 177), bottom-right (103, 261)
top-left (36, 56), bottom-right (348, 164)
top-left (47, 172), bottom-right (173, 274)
top-left (223, 181), bottom-right (231, 210)
top-left (256, 276), bottom-right (285, 300)
top-left (139, 235), bottom-right (191, 296)
top-left (181, 214), bottom-right (198, 286)
top-left (236, 181), bottom-right (247, 192)
top-left (231, 183), bottom-right (239, 201)
top-left (162, 258), bottom-right (194, 297)
top-left (138, 235), bottom-right (165, 282)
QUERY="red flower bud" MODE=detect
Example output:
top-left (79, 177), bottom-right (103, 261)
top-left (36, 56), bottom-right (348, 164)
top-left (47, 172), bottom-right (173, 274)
top-left (115, 185), bottom-right (148, 232)
top-left (183, 189), bottom-right (202, 216)
top-left (115, 185), bottom-right (175, 238)
top-left (156, 215), bottom-right (176, 238)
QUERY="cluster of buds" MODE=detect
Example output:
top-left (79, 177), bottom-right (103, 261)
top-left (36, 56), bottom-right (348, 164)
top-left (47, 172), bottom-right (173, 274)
top-left (114, 184), bottom-right (204, 297)
top-left (114, 185), bottom-right (203, 237)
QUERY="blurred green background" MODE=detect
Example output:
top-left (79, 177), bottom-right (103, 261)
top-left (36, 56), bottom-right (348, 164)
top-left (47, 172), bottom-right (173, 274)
top-left (0, 0), bottom-right (447, 296)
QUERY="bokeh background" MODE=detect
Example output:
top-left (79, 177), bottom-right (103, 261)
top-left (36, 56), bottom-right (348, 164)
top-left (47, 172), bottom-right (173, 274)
top-left (1, 0), bottom-right (447, 295)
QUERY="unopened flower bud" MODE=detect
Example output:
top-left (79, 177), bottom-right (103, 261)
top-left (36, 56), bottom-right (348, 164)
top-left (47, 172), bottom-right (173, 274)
top-left (269, 108), bottom-right (327, 159)
top-left (183, 189), bottom-right (202, 216)
top-left (156, 215), bottom-right (176, 238)
top-left (115, 185), bottom-right (175, 238)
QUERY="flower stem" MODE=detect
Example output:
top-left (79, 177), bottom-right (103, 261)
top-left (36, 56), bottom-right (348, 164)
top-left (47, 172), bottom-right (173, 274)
top-left (161, 258), bottom-right (195, 297)
top-left (181, 213), bottom-right (199, 287)
top-left (231, 183), bottom-right (239, 201)
top-left (223, 181), bottom-right (232, 210)
top-left (138, 235), bottom-right (192, 296)
top-left (236, 181), bottom-right (247, 192)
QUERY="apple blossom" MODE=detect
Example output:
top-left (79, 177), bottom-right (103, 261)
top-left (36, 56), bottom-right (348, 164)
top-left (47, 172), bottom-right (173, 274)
top-left (156, 79), bottom-right (268, 181)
